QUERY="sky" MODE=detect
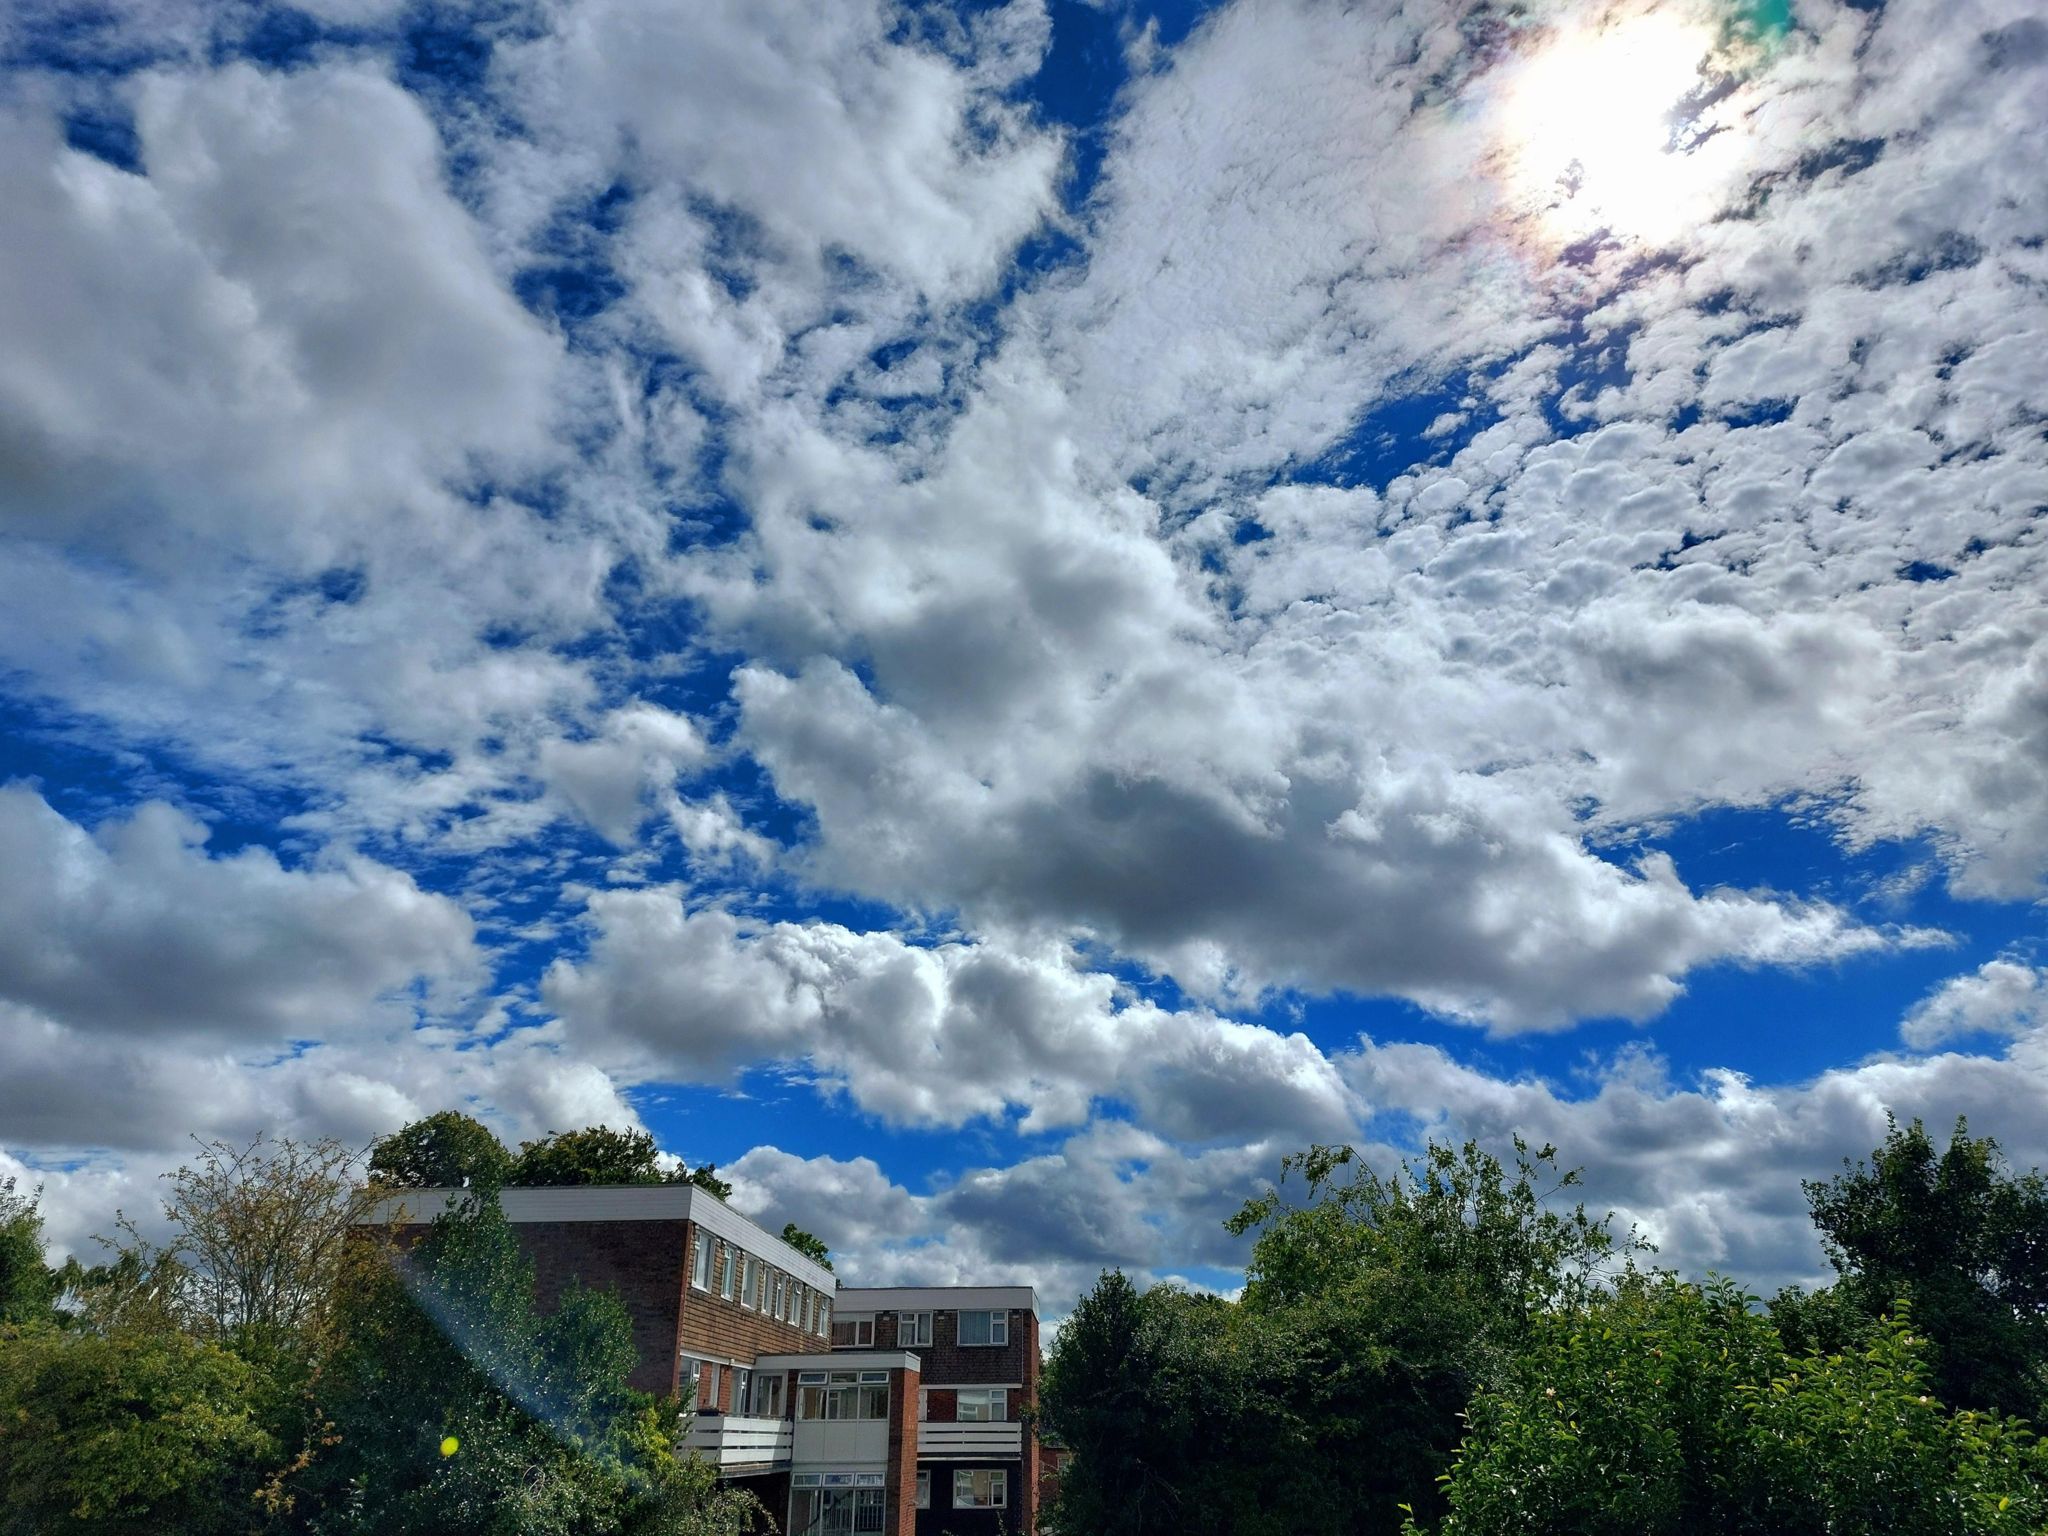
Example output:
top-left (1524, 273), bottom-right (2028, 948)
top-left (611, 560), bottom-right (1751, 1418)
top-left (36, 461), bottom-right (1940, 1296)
top-left (1, 0), bottom-right (2044, 1315)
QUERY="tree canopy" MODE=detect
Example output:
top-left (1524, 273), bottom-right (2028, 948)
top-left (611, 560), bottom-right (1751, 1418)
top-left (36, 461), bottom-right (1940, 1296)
top-left (1801, 1115), bottom-right (2048, 1423)
top-left (369, 1112), bottom-right (514, 1191)
top-left (509, 1126), bottom-right (732, 1200)
top-left (779, 1222), bottom-right (832, 1271)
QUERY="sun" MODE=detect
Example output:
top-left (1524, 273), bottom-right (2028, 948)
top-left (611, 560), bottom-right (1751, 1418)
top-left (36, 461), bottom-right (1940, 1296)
top-left (1495, 12), bottom-right (1727, 249)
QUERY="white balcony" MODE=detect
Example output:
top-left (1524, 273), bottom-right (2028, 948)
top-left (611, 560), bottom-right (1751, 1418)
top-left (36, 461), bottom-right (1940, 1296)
top-left (918, 1421), bottom-right (1023, 1458)
top-left (681, 1415), bottom-right (792, 1470)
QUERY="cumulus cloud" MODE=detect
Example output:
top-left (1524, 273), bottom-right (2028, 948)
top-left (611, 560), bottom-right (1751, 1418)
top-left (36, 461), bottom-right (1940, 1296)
top-left (1902, 958), bottom-right (2048, 1049)
top-left (542, 888), bottom-right (1360, 1137)
top-left (1341, 1021), bottom-right (2048, 1292)
top-left (0, 786), bottom-right (477, 1042)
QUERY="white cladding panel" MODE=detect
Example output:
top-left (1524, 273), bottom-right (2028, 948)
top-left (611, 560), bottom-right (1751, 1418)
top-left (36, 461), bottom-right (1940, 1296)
top-left (791, 1418), bottom-right (890, 1470)
top-left (837, 1285), bottom-right (1036, 1316)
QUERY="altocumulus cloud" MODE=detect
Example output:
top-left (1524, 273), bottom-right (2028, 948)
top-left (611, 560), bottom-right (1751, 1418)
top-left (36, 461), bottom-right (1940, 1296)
top-left (1, 0), bottom-right (2045, 1303)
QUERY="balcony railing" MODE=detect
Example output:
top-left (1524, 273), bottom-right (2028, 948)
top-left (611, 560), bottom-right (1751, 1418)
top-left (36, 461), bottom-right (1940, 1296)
top-left (681, 1415), bottom-right (793, 1470)
top-left (917, 1421), bottom-right (1023, 1458)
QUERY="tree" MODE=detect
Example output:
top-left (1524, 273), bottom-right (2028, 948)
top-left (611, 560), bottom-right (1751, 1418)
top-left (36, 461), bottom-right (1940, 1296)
top-left (780, 1222), bottom-right (832, 1271)
top-left (510, 1125), bottom-right (730, 1199)
top-left (155, 1135), bottom-right (374, 1352)
top-left (1412, 1279), bottom-right (2048, 1536)
top-left (0, 1179), bottom-right (58, 1327)
top-left (0, 1324), bottom-right (279, 1536)
top-left (1804, 1116), bottom-right (2048, 1421)
top-left (1222, 1138), bottom-right (1631, 1534)
top-left (1041, 1272), bottom-right (1306, 1536)
top-left (314, 1189), bottom-right (757, 1535)
top-left (369, 1112), bottom-right (513, 1190)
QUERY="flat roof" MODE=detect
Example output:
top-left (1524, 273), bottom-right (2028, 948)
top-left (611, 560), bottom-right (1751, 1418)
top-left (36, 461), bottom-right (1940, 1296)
top-left (834, 1285), bottom-right (1037, 1316)
top-left (753, 1350), bottom-right (922, 1372)
top-left (358, 1185), bottom-right (836, 1292)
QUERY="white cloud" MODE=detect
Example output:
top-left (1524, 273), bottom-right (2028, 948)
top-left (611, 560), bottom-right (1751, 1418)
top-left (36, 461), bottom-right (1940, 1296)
top-left (542, 888), bottom-right (1360, 1137)
top-left (1902, 958), bottom-right (2048, 1049)
top-left (0, 786), bottom-right (477, 1042)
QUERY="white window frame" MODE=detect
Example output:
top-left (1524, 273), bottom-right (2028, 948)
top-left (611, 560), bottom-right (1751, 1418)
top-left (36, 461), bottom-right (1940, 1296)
top-left (754, 1263), bottom-right (767, 1312)
top-left (751, 1372), bottom-right (784, 1418)
top-left (957, 1309), bottom-right (1008, 1347)
top-left (818, 1298), bottom-right (831, 1338)
top-left (900, 1311), bottom-right (933, 1347)
top-left (719, 1243), bottom-right (736, 1300)
top-left (737, 1253), bottom-right (754, 1309)
top-left (769, 1272), bottom-right (783, 1318)
top-left (831, 1315), bottom-right (875, 1349)
top-left (954, 1469), bottom-right (1007, 1509)
top-left (917, 1387), bottom-right (928, 1422)
top-left (956, 1386), bottom-right (1008, 1422)
top-left (914, 1470), bottom-right (930, 1510)
top-left (691, 1231), bottom-right (713, 1290)
top-left (678, 1355), bottom-right (704, 1407)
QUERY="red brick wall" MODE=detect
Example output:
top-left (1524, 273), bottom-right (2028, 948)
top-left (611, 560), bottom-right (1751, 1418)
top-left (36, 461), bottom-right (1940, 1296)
top-left (885, 1360), bottom-right (921, 1536)
top-left (873, 1306), bottom-right (1033, 1385)
top-left (677, 1220), bottom-right (829, 1368)
top-left (500, 1219), bottom-right (691, 1396)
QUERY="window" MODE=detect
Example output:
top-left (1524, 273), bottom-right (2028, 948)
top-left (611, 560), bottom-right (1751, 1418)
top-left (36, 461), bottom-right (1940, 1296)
top-left (818, 1298), bottom-right (831, 1338)
top-left (691, 1232), bottom-right (712, 1290)
top-left (709, 1362), bottom-right (725, 1411)
top-left (737, 1254), bottom-right (754, 1308)
top-left (830, 1316), bottom-right (874, 1349)
top-left (917, 1388), bottom-right (928, 1422)
top-left (790, 1485), bottom-right (884, 1535)
top-left (719, 1244), bottom-right (736, 1300)
top-left (751, 1373), bottom-right (784, 1418)
top-left (769, 1272), bottom-right (783, 1318)
top-left (900, 1311), bottom-right (933, 1347)
top-left (956, 1387), bottom-right (1008, 1422)
top-left (957, 1310), bottom-right (1008, 1347)
top-left (796, 1370), bottom-right (889, 1421)
top-left (914, 1471), bottom-right (930, 1510)
top-left (678, 1356), bottom-right (703, 1406)
top-left (734, 1368), bottom-right (751, 1413)
top-left (791, 1282), bottom-right (805, 1326)
top-left (754, 1263), bottom-right (767, 1312)
top-left (954, 1470), bottom-right (1007, 1509)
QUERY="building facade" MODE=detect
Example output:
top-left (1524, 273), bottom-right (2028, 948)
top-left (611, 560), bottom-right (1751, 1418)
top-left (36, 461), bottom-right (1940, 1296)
top-left (363, 1187), bottom-right (1042, 1536)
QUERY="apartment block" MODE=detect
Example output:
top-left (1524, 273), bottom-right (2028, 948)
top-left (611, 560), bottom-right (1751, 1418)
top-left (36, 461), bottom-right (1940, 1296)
top-left (362, 1186), bottom-right (1043, 1535)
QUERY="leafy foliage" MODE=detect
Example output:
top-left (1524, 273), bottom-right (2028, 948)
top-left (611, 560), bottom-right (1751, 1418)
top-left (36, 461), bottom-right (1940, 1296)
top-left (0, 1322), bottom-right (278, 1536)
top-left (780, 1222), bottom-right (833, 1271)
top-left (509, 1126), bottom-right (732, 1199)
top-left (369, 1112), bottom-right (514, 1191)
top-left (0, 1179), bottom-right (58, 1327)
top-left (157, 1136), bottom-right (374, 1350)
top-left (1413, 1279), bottom-right (2048, 1536)
top-left (1803, 1115), bottom-right (2048, 1422)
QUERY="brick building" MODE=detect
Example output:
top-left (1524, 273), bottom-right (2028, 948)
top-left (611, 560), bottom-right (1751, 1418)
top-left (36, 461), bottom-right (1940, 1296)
top-left (363, 1186), bottom-right (1044, 1536)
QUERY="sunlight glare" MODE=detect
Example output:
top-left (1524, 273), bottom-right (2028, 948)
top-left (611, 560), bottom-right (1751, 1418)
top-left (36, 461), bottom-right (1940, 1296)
top-left (1499, 13), bottom-right (1721, 247)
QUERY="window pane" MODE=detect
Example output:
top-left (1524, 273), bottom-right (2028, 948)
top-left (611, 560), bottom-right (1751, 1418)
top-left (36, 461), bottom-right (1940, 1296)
top-left (992, 1313), bottom-right (1008, 1345)
top-left (914, 1471), bottom-right (930, 1509)
top-left (958, 1311), bottom-right (990, 1345)
top-left (798, 1384), bottom-right (824, 1420)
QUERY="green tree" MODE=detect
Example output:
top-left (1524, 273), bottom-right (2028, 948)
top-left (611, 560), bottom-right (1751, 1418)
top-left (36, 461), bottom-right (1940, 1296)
top-left (509, 1126), bottom-right (731, 1199)
top-left (780, 1222), bottom-right (833, 1271)
top-left (1223, 1139), bottom-right (1630, 1534)
top-left (1804, 1116), bottom-right (2048, 1421)
top-left (0, 1324), bottom-right (278, 1536)
top-left (1413, 1281), bottom-right (2048, 1536)
top-left (1041, 1272), bottom-right (1306, 1536)
top-left (0, 1178), bottom-right (58, 1327)
top-left (369, 1112), bottom-right (514, 1191)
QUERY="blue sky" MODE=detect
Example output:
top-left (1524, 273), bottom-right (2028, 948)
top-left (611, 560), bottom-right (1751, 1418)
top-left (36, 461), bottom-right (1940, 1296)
top-left (2, 0), bottom-right (2045, 1309)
